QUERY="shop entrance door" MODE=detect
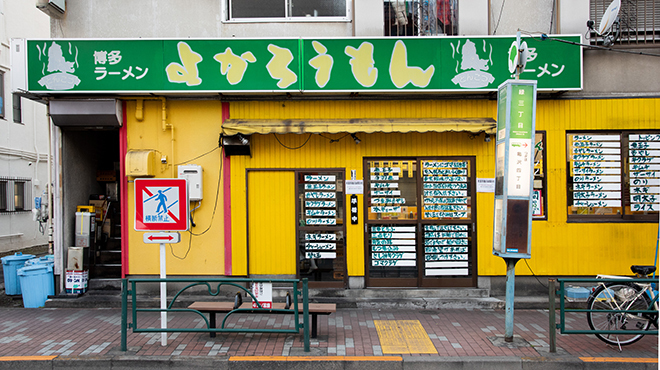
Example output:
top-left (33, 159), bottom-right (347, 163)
top-left (295, 170), bottom-right (347, 288)
top-left (364, 157), bottom-right (477, 288)
top-left (247, 169), bottom-right (347, 288)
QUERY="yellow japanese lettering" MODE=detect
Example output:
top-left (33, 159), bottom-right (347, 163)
top-left (390, 40), bottom-right (434, 88)
top-left (266, 44), bottom-right (297, 89)
top-left (214, 47), bottom-right (256, 85)
top-left (308, 41), bottom-right (333, 88)
top-left (166, 42), bottom-right (203, 86)
top-left (344, 42), bottom-right (378, 87)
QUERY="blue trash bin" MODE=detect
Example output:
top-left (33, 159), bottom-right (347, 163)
top-left (17, 264), bottom-right (54, 308)
top-left (1, 252), bottom-right (36, 295)
top-left (25, 255), bottom-right (55, 267)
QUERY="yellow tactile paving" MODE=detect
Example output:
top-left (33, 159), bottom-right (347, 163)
top-left (0, 356), bottom-right (57, 361)
top-left (580, 357), bottom-right (658, 363)
top-left (374, 320), bottom-right (438, 354)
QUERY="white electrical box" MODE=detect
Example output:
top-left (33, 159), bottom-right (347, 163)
top-left (177, 164), bottom-right (203, 201)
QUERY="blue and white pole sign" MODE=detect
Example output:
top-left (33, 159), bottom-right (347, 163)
top-left (492, 79), bottom-right (537, 259)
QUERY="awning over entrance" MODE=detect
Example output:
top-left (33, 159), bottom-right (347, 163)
top-left (221, 118), bottom-right (496, 136)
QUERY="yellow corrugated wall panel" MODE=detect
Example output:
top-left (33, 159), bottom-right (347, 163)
top-left (513, 98), bottom-right (660, 277)
top-left (124, 100), bottom-right (226, 276)
top-left (229, 99), bottom-right (496, 277)
top-left (229, 98), bottom-right (659, 278)
top-left (247, 171), bottom-right (296, 275)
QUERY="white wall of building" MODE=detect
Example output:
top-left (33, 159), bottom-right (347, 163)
top-left (52, 0), bottom-right (358, 38)
top-left (0, 0), bottom-right (51, 253)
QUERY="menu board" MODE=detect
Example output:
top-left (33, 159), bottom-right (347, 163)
top-left (304, 232), bottom-right (337, 259)
top-left (423, 224), bottom-right (470, 276)
top-left (304, 175), bottom-right (337, 225)
top-left (370, 226), bottom-right (416, 267)
top-left (629, 134), bottom-right (660, 212)
top-left (570, 134), bottom-right (622, 209)
top-left (422, 160), bottom-right (469, 219)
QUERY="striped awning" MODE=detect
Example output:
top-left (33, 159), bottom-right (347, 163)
top-left (221, 118), bottom-right (496, 135)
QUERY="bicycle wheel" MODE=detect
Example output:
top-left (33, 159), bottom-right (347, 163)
top-left (586, 283), bottom-right (652, 346)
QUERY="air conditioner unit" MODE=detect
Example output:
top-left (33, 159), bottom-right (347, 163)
top-left (36, 0), bottom-right (65, 18)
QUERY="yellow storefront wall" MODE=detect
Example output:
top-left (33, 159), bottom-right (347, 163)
top-left (229, 98), bottom-right (659, 278)
top-left (124, 99), bottom-right (226, 275)
top-left (122, 98), bottom-right (659, 277)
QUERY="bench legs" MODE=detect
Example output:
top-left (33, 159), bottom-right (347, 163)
top-left (311, 314), bottom-right (318, 338)
top-left (205, 312), bottom-right (320, 339)
top-left (209, 313), bottom-right (216, 338)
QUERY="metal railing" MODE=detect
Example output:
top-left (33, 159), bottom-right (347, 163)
top-left (120, 277), bottom-right (310, 352)
top-left (549, 278), bottom-right (658, 352)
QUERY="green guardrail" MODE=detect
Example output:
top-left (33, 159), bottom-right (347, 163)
top-left (120, 277), bottom-right (310, 352)
top-left (549, 278), bottom-right (658, 352)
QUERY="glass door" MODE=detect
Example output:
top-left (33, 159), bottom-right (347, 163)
top-left (365, 157), bottom-right (477, 287)
top-left (296, 170), bottom-right (346, 288)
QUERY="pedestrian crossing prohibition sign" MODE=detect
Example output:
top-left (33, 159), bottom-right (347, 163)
top-left (134, 178), bottom-right (189, 231)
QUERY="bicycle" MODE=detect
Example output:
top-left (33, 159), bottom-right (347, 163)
top-left (586, 265), bottom-right (659, 348)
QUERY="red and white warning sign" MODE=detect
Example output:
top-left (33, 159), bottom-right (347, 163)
top-left (251, 282), bottom-right (273, 309)
top-left (135, 178), bottom-right (189, 231)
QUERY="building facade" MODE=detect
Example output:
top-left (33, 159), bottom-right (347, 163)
top-left (15, 0), bottom-right (659, 294)
top-left (0, 0), bottom-right (50, 254)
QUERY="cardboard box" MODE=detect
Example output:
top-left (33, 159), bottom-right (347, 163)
top-left (65, 270), bottom-right (89, 294)
top-left (96, 170), bottom-right (116, 182)
top-left (88, 200), bottom-right (107, 221)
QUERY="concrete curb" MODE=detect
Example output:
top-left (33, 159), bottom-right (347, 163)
top-left (0, 355), bottom-right (656, 370)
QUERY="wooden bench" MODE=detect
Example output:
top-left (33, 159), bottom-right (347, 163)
top-left (187, 301), bottom-right (336, 338)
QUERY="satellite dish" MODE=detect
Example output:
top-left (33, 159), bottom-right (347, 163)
top-left (597, 0), bottom-right (621, 35)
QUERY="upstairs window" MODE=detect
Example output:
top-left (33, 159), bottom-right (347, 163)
top-left (228, 0), bottom-right (349, 21)
top-left (13, 94), bottom-right (22, 124)
top-left (589, 0), bottom-right (660, 46)
top-left (0, 177), bottom-right (31, 213)
top-left (385, 0), bottom-right (457, 37)
top-left (0, 181), bottom-right (6, 212)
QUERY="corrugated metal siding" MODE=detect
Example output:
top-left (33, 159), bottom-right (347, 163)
top-left (522, 99), bottom-right (660, 277)
top-left (247, 171), bottom-right (296, 275)
top-left (230, 99), bottom-right (496, 277)
top-left (229, 98), bottom-right (659, 277)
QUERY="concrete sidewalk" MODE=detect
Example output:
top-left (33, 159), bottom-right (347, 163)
top-left (0, 306), bottom-right (657, 369)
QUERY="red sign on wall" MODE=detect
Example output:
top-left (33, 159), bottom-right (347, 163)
top-left (134, 178), bottom-right (189, 231)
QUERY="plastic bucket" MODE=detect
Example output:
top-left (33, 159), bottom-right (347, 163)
top-left (17, 264), bottom-right (54, 308)
top-left (1, 253), bottom-right (36, 295)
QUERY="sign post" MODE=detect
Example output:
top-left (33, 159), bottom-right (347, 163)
top-left (135, 178), bottom-right (189, 346)
top-left (493, 78), bottom-right (537, 342)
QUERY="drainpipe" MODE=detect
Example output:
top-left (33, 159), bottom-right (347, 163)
top-left (46, 103), bottom-right (53, 256)
top-left (125, 97), bottom-right (173, 176)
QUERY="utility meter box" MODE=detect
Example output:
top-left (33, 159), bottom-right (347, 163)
top-left (126, 150), bottom-right (156, 177)
top-left (178, 165), bottom-right (203, 201)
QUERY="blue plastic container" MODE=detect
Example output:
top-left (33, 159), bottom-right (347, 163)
top-left (25, 255), bottom-right (55, 267)
top-left (1, 252), bottom-right (36, 295)
top-left (17, 264), bottom-right (54, 308)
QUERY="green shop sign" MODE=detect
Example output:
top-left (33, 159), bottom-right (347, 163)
top-left (26, 36), bottom-right (582, 94)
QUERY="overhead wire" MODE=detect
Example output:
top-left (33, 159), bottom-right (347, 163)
top-left (492, 0), bottom-right (507, 35)
top-left (519, 31), bottom-right (660, 58)
top-left (274, 133), bottom-right (312, 149)
top-left (169, 146), bottom-right (224, 260)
